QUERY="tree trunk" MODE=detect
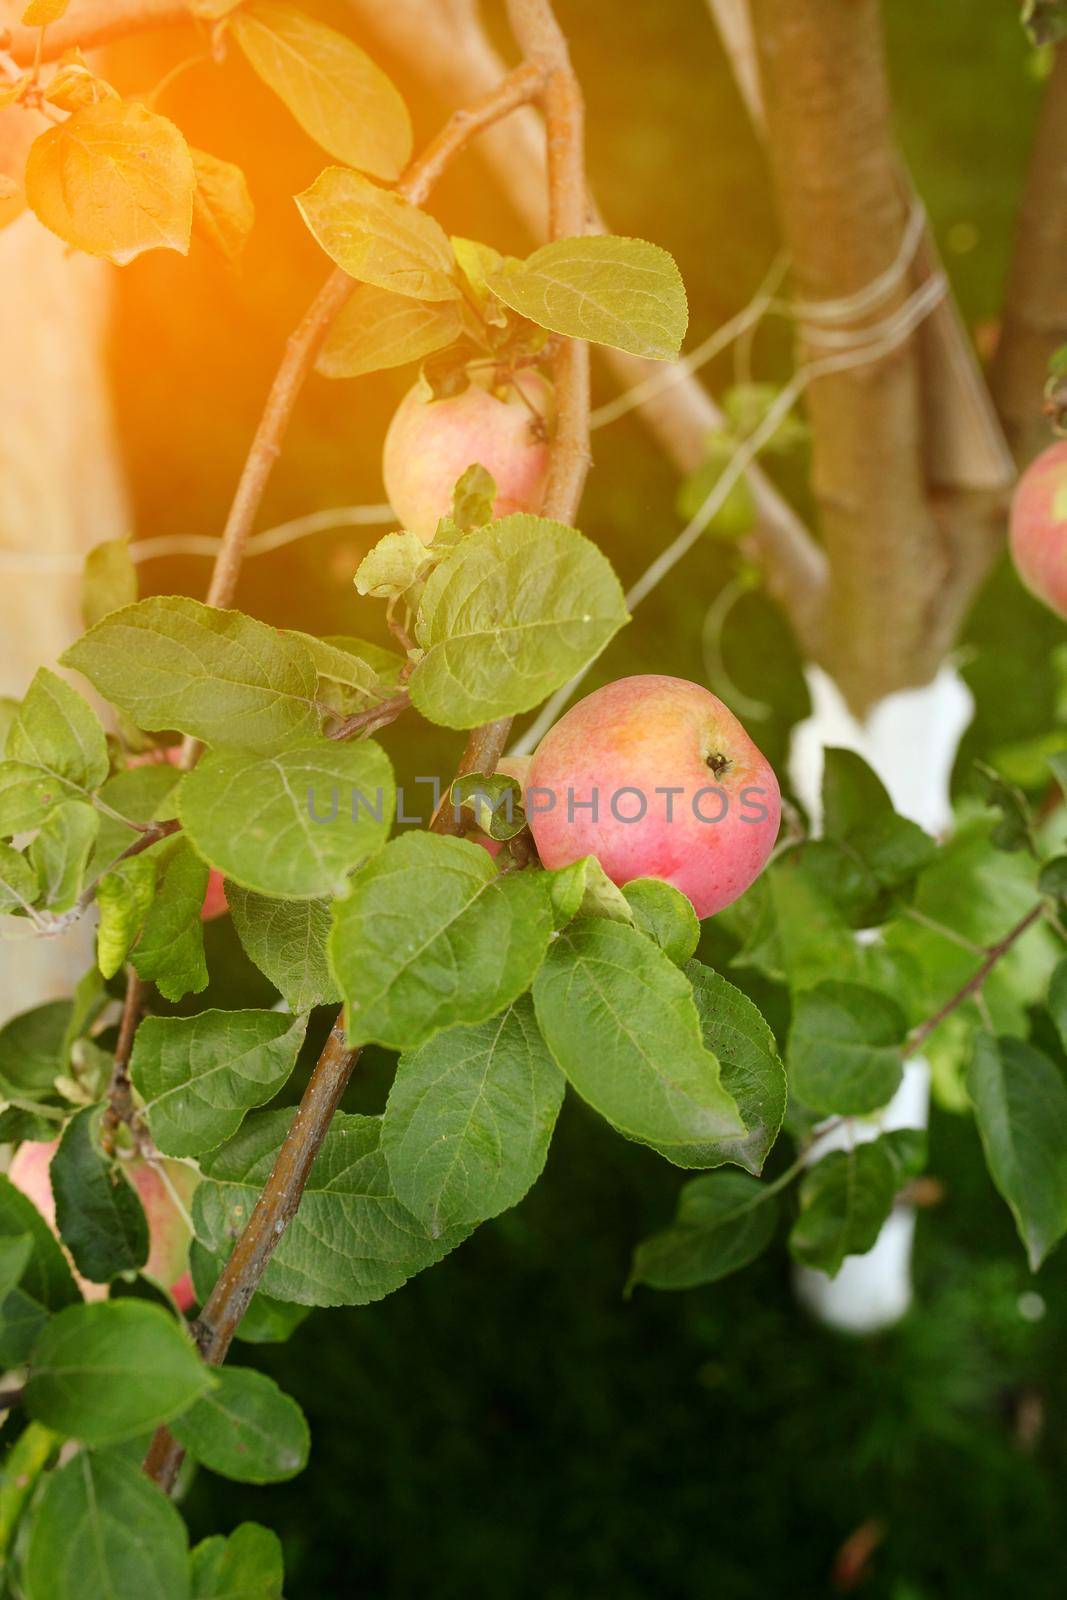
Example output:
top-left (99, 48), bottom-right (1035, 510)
top-left (750, 0), bottom-right (956, 713)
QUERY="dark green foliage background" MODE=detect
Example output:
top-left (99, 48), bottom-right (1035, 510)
top-left (65, 0), bottom-right (1067, 1593)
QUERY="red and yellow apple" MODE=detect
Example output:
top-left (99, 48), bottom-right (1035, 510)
top-left (1009, 439), bottom-right (1067, 619)
top-left (8, 1138), bottom-right (200, 1310)
top-left (382, 368), bottom-right (553, 542)
top-left (526, 676), bottom-right (781, 918)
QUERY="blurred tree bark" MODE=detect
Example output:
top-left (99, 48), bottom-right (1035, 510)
top-left (993, 45), bottom-right (1067, 466)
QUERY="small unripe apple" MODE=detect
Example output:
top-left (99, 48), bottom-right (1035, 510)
top-left (130, 748), bottom-right (228, 920)
top-left (382, 369), bottom-right (553, 542)
top-left (526, 675), bottom-right (780, 918)
top-left (1010, 440), bottom-right (1067, 619)
top-left (8, 1138), bottom-right (200, 1309)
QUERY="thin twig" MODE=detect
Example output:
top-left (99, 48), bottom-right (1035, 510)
top-left (101, 971), bottom-right (145, 1141)
top-left (74, 817), bottom-right (181, 917)
top-left (142, 1020), bottom-right (358, 1491)
top-left (905, 904), bottom-right (1045, 1056)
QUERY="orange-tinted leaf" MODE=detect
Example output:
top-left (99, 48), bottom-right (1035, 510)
top-left (231, 0), bottom-right (411, 180)
top-left (191, 148), bottom-right (255, 263)
top-left (44, 59), bottom-right (118, 112)
top-left (24, 99), bottom-right (195, 264)
top-left (21, 0), bottom-right (70, 24)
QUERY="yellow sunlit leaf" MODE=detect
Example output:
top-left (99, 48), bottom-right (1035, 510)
top-left (24, 99), bottom-right (195, 265)
top-left (190, 147), bottom-right (255, 263)
top-left (21, 0), bottom-right (71, 24)
top-left (231, 0), bottom-right (411, 180)
top-left (296, 167), bottom-right (460, 302)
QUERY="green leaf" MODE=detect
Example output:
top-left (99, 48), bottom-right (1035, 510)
top-left (23, 1452), bottom-right (189, 1600)
top-left (295, 167), bottom-right (459, 301)
top-left (0, 763), bottom-right (69, 836)
top-left (26, 1300), bottom-right (214, 1444)
top-left (629, 1170), bottom-right (777, 1292)
top-left (7, 668), bottom-right (108, 796)
top-left (130, 835), bottom-right (209, 1002)
top-left (25, 99), bottom-right (195, 266)
top-left (967, 1031), bottom-right (1067, 1270)
top-left (170, 1366), bottom-right (309, 1483)
top-left (0, 1000), bottom-right (72, 1104)
top-left (0, 1233), bottom-right (33, 1301)
top-left (0, 842), bottom-right (38, 914)
top-left (0, 1108), bottom-right (57, 1144)
top-left (821, 748), bottom-right (937, 915)
top-left (679, 962), bottom-right (787, 1174)
top-left (0, 1174), bottom-right (79, 1309)
top-left (178, 736), bottom-right (394, 899)
top-left (449, 463), bottom-right (498, 531)
top-left (790, 1130), bottom-right (925, 1277)
top-left (622, 878), bottom-right (699, 965)
top-left (487, 236), bottom-right (688, 359)
top-left (90, 763), bottom-right (181, 876)
top-left (131, 1009), bottom-right (308, 1158)
top-left (676, 433), bottom-right (757, 536)
top-left (722, 382), bottom-right (808, 452)
top-left (383, 996), bottom-right (564, 1235)
top-left (288, 633), bottom-right (403, 719)
top-left (1039, 855), bottom-right (1067, 900)
top-left (51, 1106), bottom-right (149, 1283)
top-left (227, 885), bottom-right (339, 1011)
top-left (188, 1241), bottom-right (310, 1345)
top-left (95, 852), bottom-right (156, 980)
top-left (974, 759), bottom-right (1036, 854)
top-left (450, 771), bottom-right (526, 842)
top-left (330, 833), bottom-right (553, 1050)
top-left (353, 528), bottom-right (430, 598)
top-left (316, 284), bottom-right (462, 379)
top-left (451, 235), bottom-right (507, 317)
top-left (81, 537), bottom-right (137, 630)
top-left (63, 597), bottom-right (320, 750)
top-left (193, 1108), bottom-right (469, 1307)
top-left (190, 1522), bottom-right (284, 1599)
top-left (28, 801), bottom-right (98, 912)
top-left (0, 1422), bottom-right (57, 1566)
top-left (531, 919), bottom-right (743, 1160)
top-left (542, 854), bottom-right (633, 928)
top-left (0, 1290), bottom-right (49, 1368)
top-left (788, 980), bottom-right (906, 1116)
top-left (232, 0), bottom-right (411, 180)
top-left (1050, 957), bottom-right (1067, 1052)
top-left (410, 515), bottom-right (629, 728)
